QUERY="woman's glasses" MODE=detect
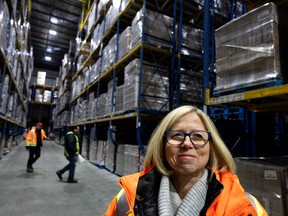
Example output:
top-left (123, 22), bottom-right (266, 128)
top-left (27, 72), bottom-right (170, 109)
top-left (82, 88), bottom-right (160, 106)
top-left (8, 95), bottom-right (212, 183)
top-left (164, 130), bottom-right (211, 148)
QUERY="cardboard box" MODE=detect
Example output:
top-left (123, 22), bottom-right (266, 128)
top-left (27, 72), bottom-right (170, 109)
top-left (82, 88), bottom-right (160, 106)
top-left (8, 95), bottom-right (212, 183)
top-left (235, 157), bottom-right (288, 216)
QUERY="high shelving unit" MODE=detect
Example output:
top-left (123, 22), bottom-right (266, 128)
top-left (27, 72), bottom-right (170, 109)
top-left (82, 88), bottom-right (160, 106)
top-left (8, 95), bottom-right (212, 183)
top-left (52, 0), bottom-right (288, 174)
top-left (0, 0), bottom-right (33, 158)
top-left (203, 0), bottom-right (288, 157)
top-left (52, 0), bottom-right (206, 175)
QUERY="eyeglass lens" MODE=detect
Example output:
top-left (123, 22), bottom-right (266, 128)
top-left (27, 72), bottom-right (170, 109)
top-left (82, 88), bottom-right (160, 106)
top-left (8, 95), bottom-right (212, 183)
top-left (166, 130), bottom-right (209, 146)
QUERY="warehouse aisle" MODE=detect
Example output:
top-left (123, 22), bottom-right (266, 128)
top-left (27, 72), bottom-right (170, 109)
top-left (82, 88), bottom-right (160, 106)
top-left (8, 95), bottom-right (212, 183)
top-left (0, 141), bottom-right (120, 216)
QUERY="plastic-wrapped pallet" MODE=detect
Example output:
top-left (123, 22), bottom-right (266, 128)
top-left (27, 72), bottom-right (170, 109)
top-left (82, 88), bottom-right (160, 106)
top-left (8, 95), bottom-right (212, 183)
top-left (43, 90), bottom-right (51, 103)
top-left (35, 89), bottom-right (43, 102)
top-left (115, 144), bottom-right (125, 176)
top-left (175, 69), bottom-right (203, 105)
top-left (6, 23), bottom-right (17, 67)
top-left (84, 68), bottom-right (90, 89)
top-left (80, 135), bottom-right (88, 158)
top-left (96, 140), bottom-right (106, 166)
top-left (97, 0), bottom-right (109, 21)
top-left (87, 92), bottom-right (94, 120)
top-left (97, 93), bottom-right (107, 118)
top-left (90, 24), bottom-right (100, 53)
top-left (178, 24), bottom-right (203, 58)
top-left (102, 34), bottom-right (117, 73)
top-left (6, 92), bottom-right (15, 117)
top-left (123, 59), bottom-right (169, 112)
top-left (115, 84), bottom-right (124, 114)
top-left (195, 0), bottom-right (243, 18)
top-left (0, 1), bottom-right (9, 53)
top-left (89, 57), bottom-right (102, 83)
top-left (63, 111), bottom-right (71, 125)
top-left (215, 2), bottom-right (288, 94)
top-left (89, 131), bottom-right (97, 161)
top-left (119, 26), bottom-right (132, 59)
top-left (92, 98), bottom-right (97, 119)
top-left (37, 71), bottom-right (46, 85)
top-left (87, 2), bottom-right (97, 35)
top-left (105, 132), bottom-right (116, 172)
top-left (131, 8), bottom-right (173, 48)
top-left (104, 4), bottom-right (119, 35)
top-left (105, 79), bottom-right (115, 116)
top-left (0, 74), bottom-right (9, 113)
top-left (123, 144), bottom-right (140, 175)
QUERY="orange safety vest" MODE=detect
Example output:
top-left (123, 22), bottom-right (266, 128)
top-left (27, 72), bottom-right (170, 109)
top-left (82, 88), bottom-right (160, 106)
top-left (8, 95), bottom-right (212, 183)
top-left (25, 128), bottom-right (46, 147)
top-left (104, 167), bottom-right (268, 216)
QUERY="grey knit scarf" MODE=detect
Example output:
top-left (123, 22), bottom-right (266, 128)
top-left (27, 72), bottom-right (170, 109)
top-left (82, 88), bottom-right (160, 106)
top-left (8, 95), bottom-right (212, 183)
top-left (158, 169), bottom-right (208, 216)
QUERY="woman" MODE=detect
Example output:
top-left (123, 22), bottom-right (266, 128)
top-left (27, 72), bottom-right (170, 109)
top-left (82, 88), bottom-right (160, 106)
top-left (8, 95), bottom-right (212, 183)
top-left (104, 105), bottom-right (267, 216)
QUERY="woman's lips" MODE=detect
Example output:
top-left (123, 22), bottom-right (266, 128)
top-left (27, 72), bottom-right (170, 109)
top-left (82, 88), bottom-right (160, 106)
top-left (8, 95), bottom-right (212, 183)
top-left (178, 154), bottom-right (196, 159)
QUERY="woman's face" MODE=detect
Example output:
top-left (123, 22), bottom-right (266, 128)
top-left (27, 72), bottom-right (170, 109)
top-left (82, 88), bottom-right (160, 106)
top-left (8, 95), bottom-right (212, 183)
top-left (165, 112), bottom-right (210, 176)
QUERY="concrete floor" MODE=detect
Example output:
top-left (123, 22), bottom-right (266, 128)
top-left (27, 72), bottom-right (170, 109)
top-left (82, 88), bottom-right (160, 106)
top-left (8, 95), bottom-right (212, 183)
top-left (0, 141), bottom-right (121, 216)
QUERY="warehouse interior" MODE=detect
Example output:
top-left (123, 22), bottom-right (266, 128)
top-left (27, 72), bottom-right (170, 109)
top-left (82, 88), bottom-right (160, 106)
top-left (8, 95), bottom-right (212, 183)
top-left (0, 0), bottom-right (288, 215)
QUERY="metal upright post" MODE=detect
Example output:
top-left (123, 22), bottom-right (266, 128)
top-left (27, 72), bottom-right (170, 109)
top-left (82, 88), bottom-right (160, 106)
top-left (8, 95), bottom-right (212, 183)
top-left (250, 111), bottom-right (257, 157)
top-left (203, 0), bottom-right (213, 111)
top-left (176, 0), bottom-right (183, 107)
top-left (169, 0), bottom-right (177, 110)
top-left (136, 0), bottom-right (147, 154)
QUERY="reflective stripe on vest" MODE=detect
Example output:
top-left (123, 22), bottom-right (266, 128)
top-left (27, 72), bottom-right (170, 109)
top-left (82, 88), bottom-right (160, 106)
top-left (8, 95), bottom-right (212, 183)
top-left (245, 192), bottom-right (264, 215)
top-left (116, 189), bottom-right (131, 216)
top-left (64, 131), bottom-right (79, 156)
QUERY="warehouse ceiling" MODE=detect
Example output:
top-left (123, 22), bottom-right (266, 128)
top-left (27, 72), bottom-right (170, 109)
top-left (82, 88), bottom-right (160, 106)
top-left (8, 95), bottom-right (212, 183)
top-left (30, 0), bottom-right (83, 75)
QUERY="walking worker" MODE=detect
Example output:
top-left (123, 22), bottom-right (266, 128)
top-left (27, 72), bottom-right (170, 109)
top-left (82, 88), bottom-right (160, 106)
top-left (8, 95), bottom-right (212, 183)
top-left (25, 122), bottom-right (47, 173)
top-left (56, 125), bottom-right (80, 183)
top-left (104, 105), bottom-right (268, 216)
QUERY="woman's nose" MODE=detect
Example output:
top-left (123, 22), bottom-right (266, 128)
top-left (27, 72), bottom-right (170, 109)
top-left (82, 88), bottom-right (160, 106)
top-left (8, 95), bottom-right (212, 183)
top-left (181, 135), bottom-right (194, 148)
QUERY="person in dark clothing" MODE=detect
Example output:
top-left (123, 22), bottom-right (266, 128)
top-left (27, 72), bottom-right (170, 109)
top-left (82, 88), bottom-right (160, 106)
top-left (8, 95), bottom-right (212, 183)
top-left (25, 122), bottom-right (47, 173)
top-left (56, 125), bottom-right (80, 183)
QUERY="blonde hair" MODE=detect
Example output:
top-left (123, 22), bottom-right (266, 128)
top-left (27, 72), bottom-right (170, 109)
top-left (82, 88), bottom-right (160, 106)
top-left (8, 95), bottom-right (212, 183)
top-left (143, 105), bottom-right (235, 179)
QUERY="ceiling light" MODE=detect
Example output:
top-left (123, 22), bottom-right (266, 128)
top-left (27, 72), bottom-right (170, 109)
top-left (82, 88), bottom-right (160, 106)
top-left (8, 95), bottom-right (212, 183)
top-left (49, 30), bottom-right (57, 35)
top-left (50, 17), bottom-right (58, 24)
top-left (47, 47), bottom-right (52, 52)
top-left (45, 56), bottom-right (52, 61)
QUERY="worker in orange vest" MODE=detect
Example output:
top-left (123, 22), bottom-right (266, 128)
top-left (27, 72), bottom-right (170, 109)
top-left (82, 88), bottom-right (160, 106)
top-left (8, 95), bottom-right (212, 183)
top-left (25, 122), bottom-right (48, 172)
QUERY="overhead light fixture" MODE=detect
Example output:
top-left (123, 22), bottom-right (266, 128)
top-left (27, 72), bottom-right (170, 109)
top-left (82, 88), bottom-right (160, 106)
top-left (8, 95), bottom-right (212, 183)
top-left (45, 56), bottom-right (52, 61)
top-left (50, 17), bottom-right (58, 24)
top-left (49, 30), bottom-right (57, 35)
top-left (47, 47), bottom-right (52, 52)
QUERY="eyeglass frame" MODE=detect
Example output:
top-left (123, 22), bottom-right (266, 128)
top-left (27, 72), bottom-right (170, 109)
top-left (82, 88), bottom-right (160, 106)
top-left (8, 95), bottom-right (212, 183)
top-left (164, 130), bottom-right (211, 148)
